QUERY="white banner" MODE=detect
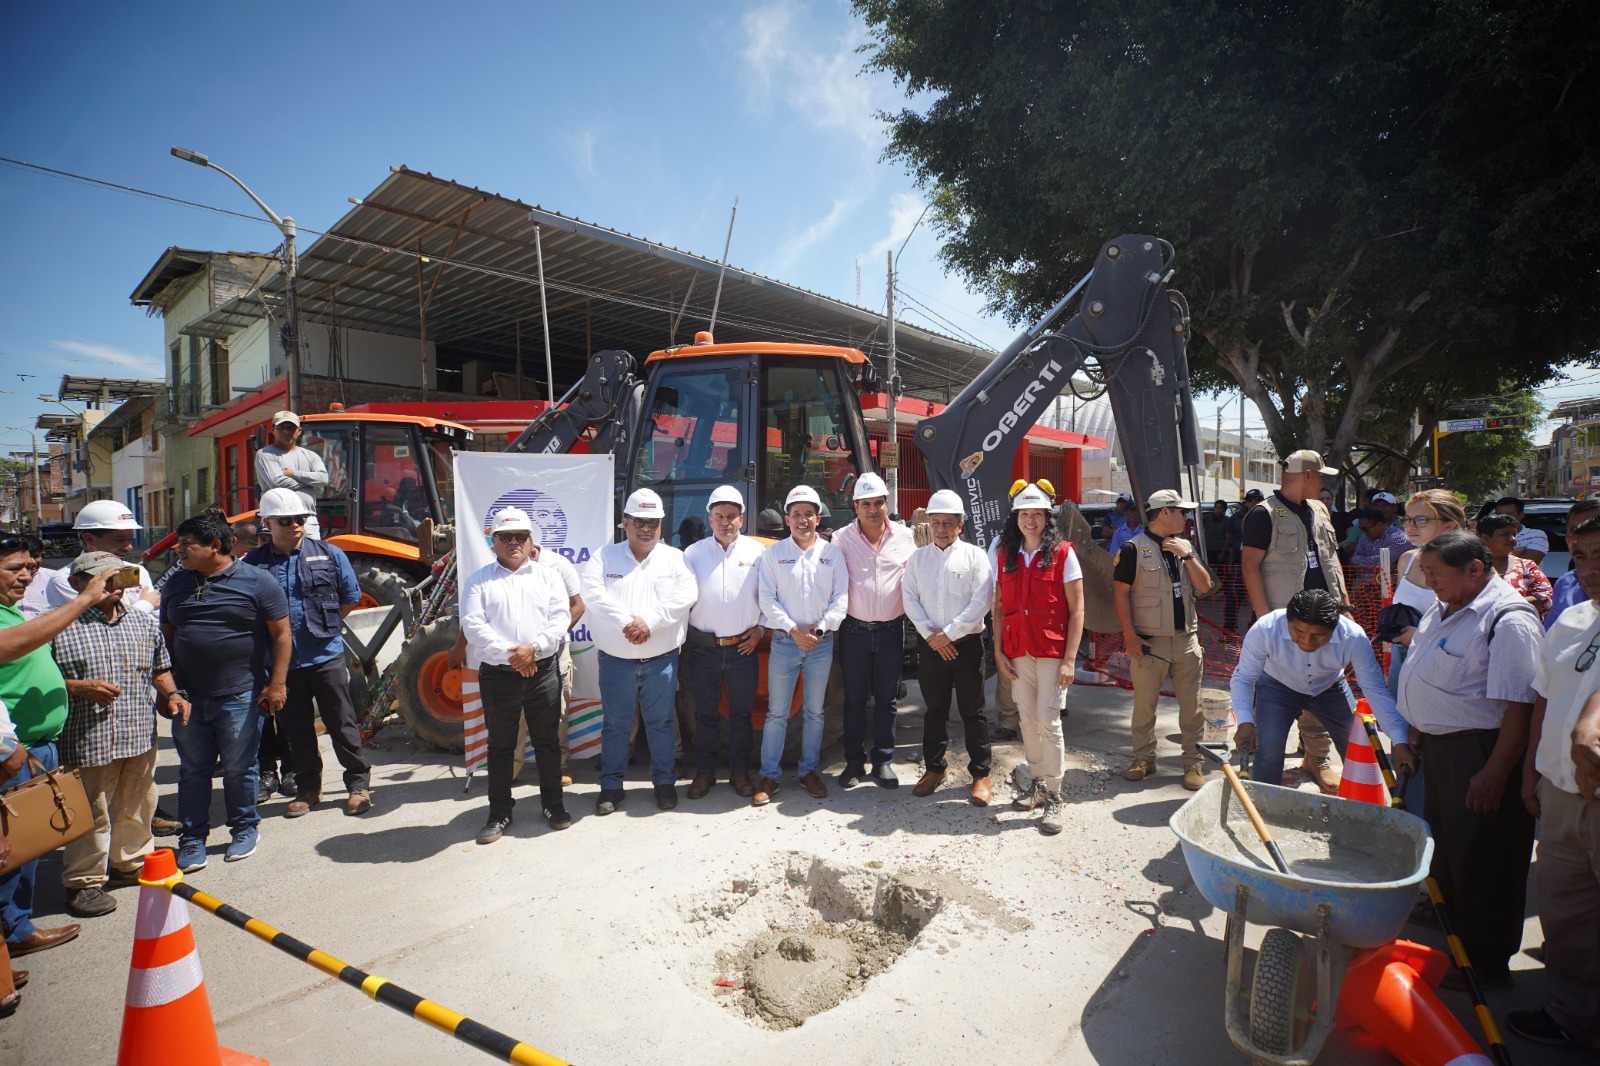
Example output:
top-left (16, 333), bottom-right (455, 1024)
top-left (454, 452), bottom-right (614, 775)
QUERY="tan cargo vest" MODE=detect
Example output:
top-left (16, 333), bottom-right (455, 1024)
top-left (1259, 494), bottom-right (1348, 609)
top-left (1128, 531), bottom-right (1198, 636)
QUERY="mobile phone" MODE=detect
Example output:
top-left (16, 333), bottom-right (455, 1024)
top-left (108, 567), bottom-right (143, 592)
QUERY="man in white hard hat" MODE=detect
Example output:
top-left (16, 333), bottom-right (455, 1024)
top-left (581, 488), bottom-right (697, 815)
top-left (461, 506), bottom-right (574, 844)
top-left (254, 411), bottom-right (328, 540)
top-left (1114, 489), bottom-right (1213, 790)
top-left (39, 500), bottom-right (160, 616)
top-left (243, 488), bottom-right (370, 818)
top-left (753, 484), bottom-right (849, 806)
top-left (903, 490), bottom-right (996, 804)
top-left (682, 485), bottom-right (765, 800)
top-left (832, 472), bottom-right (917, 789)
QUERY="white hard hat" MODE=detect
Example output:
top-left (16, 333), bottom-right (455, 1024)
top-left (257, 488), bottom-right (310, 520)
top-left (489, 506), bottom-right (533, 534)
top-left (851, 472), bottom-right (890, 502)
top-left (785, 485), bottom-right (822, 511)
top-left (925, 489), bottom-right (965, 516)
top-left (1011, 483), bottom-right (1053, 511)
top-left (74, 499), bottom-right (141, 531)
top-left (706, 485), bottom-right (746, 513)
top-left (622, 488), bottom-right (665, 519)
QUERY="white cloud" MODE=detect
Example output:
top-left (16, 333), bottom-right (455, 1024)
top-left (570, 127), bottom-right (598, 176)
top-left (771, 195), bottom-right (861, 271)
top-left (869, 191), bottom-right (931, 258)
top-left (52, 340), bottom-right (162, 376)
top-left (739, 3), bottom-right (883, 146)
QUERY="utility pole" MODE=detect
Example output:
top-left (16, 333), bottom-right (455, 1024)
top-left (1238, 389), bottom-right (1247, 499)
top-left (708, 197), bottom-right (739, 336)
top-left (1215, 403), bottom-right (1223, 498)
top-left (885, 249), bottom-right (899, 516)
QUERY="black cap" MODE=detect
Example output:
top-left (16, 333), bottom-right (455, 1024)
top-left (1244, 489), bottom-right (1265, 502)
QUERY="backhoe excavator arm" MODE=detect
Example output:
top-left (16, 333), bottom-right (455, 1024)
top-left (505, 348), bottom-right (645, 459)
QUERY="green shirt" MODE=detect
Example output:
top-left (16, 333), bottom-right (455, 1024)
top-left (0, 602), bottom-right (69, 746)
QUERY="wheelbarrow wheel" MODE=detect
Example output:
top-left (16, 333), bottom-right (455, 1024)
top-left (1250, 927), bottom-right (1310, 1059)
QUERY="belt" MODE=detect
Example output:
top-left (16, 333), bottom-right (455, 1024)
top-left (690, 626), bottom-right (751, 647)
top-left (845, 616), bottom-right (903, 631)
top-left (481, 656), bottom-right (556, 673)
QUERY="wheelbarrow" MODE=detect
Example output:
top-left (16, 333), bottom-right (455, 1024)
top-left (1170, 778), bottom-right (1434, 1065)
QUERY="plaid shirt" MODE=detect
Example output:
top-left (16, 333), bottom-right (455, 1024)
top-left (51, 606), bottom-right (170, 768)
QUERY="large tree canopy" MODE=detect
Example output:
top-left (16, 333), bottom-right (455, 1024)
top-left (856, 0), bottom-right (1600, 470)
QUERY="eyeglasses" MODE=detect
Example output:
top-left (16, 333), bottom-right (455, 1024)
top-left (1578, 631), bottom-right (1600, 673)
top-left (271, 516), bottom-right (308, 528)
top-left (628, 518), bottom-right (661, 530)
top-left (494, 532), bottom-right (531, 543)
top-left (1400, 516), bottom-right (1436, 527)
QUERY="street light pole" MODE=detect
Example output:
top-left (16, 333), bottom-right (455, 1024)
top-left (171, 147), bottom-right (301, 414)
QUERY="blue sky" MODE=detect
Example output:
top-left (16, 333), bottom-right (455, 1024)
top-left (0, 0), bottom-right (1016, 456)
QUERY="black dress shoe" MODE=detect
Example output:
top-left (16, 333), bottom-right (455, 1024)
top-left (476, 814), bottom-right (512, 845)
top-left (655, 784), bottom-right (679, 810)
top-left (873, 763), bottom-right (900, 788)
top-left (257, 771), bottom-right (279, 803)
top-left (838, 763), bottom-right (866, 789)
top-left (595, 789), bottom-right (624, 816)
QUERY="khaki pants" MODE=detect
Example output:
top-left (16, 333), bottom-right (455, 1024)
top-left (1128, 632), bottom-right (1204, 767)
top-left (1535, 778), bottom-right (1600, 1039)
top-left (1012, 655), bottom-right (1067, 792)
top-left (1298, 712), bottom-right (1333, 763)
top-left (995, 665), bottom-right (1020, 729)
top-left (62, 748), bottom-right (157, 890)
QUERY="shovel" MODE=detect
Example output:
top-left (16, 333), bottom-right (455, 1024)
top-left (1198, 742), bottom-right (1290, 875)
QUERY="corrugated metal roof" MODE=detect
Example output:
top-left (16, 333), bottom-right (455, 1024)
top-left (271, 167), bottom-right (994, 401)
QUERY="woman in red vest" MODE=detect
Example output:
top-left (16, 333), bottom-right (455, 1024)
top-left (992, 481), bottom-right (1085, 834)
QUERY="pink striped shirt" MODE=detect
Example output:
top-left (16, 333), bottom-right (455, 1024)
top-left (833, 519), bottom-right (917, 622)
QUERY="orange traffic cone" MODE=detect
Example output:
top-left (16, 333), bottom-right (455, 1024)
top-left (1336, 940), bottom-right (1490, 1066)
top-left (1337, 704), bottom-right (1389, 806)
top-left (118, 848), bottom-right (268, 1066)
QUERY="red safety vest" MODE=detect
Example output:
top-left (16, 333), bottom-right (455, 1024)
top-left (998, 543), bottom-right (1072, 660)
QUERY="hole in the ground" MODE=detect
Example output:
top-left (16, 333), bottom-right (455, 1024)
top-left (663, 852), bottom-right (1022, 1030)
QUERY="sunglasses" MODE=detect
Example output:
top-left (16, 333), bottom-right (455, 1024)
top-left (628, 518), bottom-right (661, 529)
top-left (1578, 630), bottom-right (1600, 673)
top-left (494, 532), bottom-right (531, 543)
top-left (271, 516), bottom-right (308, 528)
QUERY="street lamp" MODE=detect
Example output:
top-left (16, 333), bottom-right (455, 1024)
top-left (170, 147), bottom-right (302, 414)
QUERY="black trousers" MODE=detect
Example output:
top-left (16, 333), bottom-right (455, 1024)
top-left (1421, 728), bottom-right (1536, 973)
top-left (840, 617), bottom-right (903, 768)
top-left (685, 638), bottom-right (759, 774)
top-left (918, 634), bottom-right (990, 778)
top-left (257, 712), bottom-right (292, 775)
top-left (479, 659), bottom-right (563, 818)
top-left (282, 657), bottom-right (370, 792)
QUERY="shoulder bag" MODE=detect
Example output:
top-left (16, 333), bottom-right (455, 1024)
top-left (0, 755), bottom-right (92, 876)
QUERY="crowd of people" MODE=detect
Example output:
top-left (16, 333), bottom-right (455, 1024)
top-left (2, 434), bottom-right (1599, 1051)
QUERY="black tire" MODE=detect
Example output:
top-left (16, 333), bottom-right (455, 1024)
top-left (393, 617), bottom-right (466, 752)
top-left (1249, 928), bottom-right (1310, 1059)
top-left (351, 558), bottom-right (418, 610)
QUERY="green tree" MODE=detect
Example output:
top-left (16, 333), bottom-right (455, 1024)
top-left (855, 0), bottom-right (1600, 466)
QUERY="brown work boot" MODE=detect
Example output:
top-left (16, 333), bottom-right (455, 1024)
top-left (912, 770), bottom-right (945, 797)
top-left (1302, 760), bottom-right (1341, 795)
top-left (970, 776), bottom-right (992, 806)
top-left (799, 772), bottom-right (829, 798)
top-left (1182, 765), bottom-right (1206, 792)
top-left (1122, 758), bottom-right (1156, 782)
top-left (687, 773), bottom-right (716, 800)
top-left (730, 771), bottom-right (756, 798)
top-left (752, 777), bottom-right (780, 806)
top-left (285, 790), bottom-right (320, 818)
top-left (344, 789), bottom-right (372, 815)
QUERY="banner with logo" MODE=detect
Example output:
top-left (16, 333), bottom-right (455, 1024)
top-left (454, 452), bottom-right (614, 777)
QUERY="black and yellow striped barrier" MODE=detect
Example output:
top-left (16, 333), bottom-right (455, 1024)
top-left (1360, 715), bottom-right (1515, 1066)
top-left (139, 862), bottom-right (571, 1066)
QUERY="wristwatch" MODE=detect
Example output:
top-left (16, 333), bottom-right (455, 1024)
top-left (1178, 552), bottom-right (1195, 562)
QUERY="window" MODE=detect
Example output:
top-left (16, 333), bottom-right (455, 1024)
top-left (756, 359), bottom-right (864, 538)
top-left (632, 367), bottom-right (743, 486)
top-left (423, 433), bottom-right (457, 526)
top-left (183, 337), bottom-right (202, 416)
top-left (300, 424), bottom-right (352, 534)
top-left (196, 468), bottom-right (209, 509)
top-left (209, 341), bottom-right (230, 406)
top-left (360, 425), bottom-right (426, 542)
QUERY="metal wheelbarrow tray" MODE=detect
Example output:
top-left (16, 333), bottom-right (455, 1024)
top-left (1169, 778), bottom-right (1434, 1065)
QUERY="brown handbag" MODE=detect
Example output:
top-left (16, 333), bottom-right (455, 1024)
top-left (0, 755), bottom-right (93, 876)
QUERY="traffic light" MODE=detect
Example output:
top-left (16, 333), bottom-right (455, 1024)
top-left (1484, 416), bottom-right (1528, 430)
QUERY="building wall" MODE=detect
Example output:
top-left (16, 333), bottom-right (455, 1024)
top-left (302, 325), bottom-right (437, 389)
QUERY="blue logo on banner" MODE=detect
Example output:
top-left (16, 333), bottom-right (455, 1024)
top-left (485, 487), bottom-right (569, 548)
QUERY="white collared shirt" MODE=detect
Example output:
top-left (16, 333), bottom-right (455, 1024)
top-left (1397, 574), bottom-right (1543, 735)
top-left (758, 536), bottom-right (849, 634)
top-left (1532, 600), bottom-right (1600, 794)
top-left (1231, 610), bottom-right (1402, 740)
top-left (580, 541), bottom-right (697, 659)
top-left (461, 557), bottom-right (571, 665)
top-left (683, 534), bottom-right (765, 637)
top-left (903, 540), bottom-right (994, 642)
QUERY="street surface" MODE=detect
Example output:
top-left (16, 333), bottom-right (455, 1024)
top-left (3, 674), bottom-right (1568, 1066)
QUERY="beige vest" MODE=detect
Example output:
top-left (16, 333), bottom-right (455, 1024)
top-left (1259, 494), bottom-right (1348, 609)
top-left (1129, 531), bottom-right (1198, 636)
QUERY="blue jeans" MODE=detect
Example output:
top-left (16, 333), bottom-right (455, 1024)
top-left (839, 619), bottom-right (902, 768)
top-left (171, 690), bottom-right (261, 842)
top-left (1, 741), bottom-right (58, 945)
top-left (761, 631), bottom-right (834, 779)
top-left (1251, 674), bottom-right (1354, 789)
top-left (686, 641), bottom-right (759, 774)
top-left (597, 650), bottom-right (679, 790)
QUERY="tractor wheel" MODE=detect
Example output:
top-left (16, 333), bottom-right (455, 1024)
top-left (354, 560), bottom-right (416, 610)
top-left (393, 617), bottom-right (467, 752)
top-left (1249, 928), bottom-right (1311, 1060)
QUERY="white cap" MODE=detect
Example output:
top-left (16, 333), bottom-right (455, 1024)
top-left (706, 485), bottom-right (746, 512)
top-left (1011, 483), bottom-right (1053, 511)
top-left (1371, 491), bottom-right (1398, 505)
top-left (271, 410), bottom-right (301, 427)
top-left (257, 487), bottom-right (310, 520)
top-left (785, 485), bottom-right (822, 511)
top-left (925, 490), bottom-right (964, 516)
top-left (490, 507), bottom-right (533, 533)
top-left (1145, 489), bottom-right (1198, 510)
top-left (851, 472), bottom-right (890, 502)
top-left (623, 488), bottom-right (665, 518)
top-left (74, 499), bottom-right (141, 531)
